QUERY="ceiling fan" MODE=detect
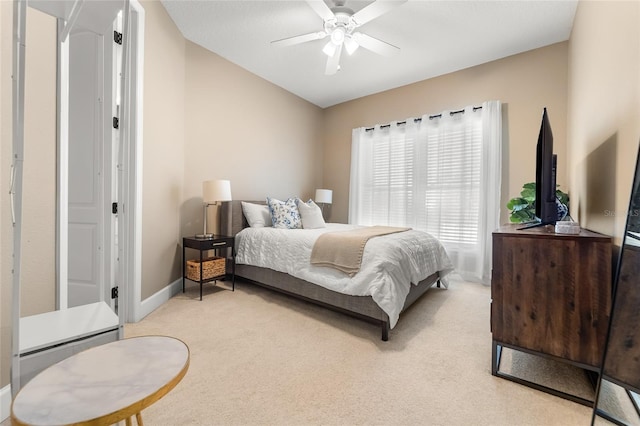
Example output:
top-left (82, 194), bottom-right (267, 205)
top-left (272, 0), bottom-right (407, 75)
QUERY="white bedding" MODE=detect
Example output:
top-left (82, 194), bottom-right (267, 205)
top-left (235, 223), bottom-right (453, 328)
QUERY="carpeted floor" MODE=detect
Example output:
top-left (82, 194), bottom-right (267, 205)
top-left (123, 276), bottom-right (607, 426)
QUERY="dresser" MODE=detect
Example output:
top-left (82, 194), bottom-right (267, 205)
top-left (491, 224), bottom-right (612, 405)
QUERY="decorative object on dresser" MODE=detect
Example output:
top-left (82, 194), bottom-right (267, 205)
top-left (220, 200), bottom-right (453, 341)
top-left (314, 188), bottom-right (333, 220)
top-left (183, 235), bottom-right (235, 300)
top-left (196, 179), bottom-right (232, 238)
top-left (592, 146), bottom-right (640, 425)
top-left (491, 224), bottom-right (612, 406)
top-left (506, 181), bottom-right (569, 224)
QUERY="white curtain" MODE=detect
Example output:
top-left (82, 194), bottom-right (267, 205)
top-left (349, 100), bottom-right (502, 284)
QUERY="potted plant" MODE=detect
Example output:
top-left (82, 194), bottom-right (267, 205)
top-left (507, 182), bottom-right (569, 223)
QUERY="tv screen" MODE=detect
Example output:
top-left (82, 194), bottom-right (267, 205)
top-left (520, 108), bottom-right (558, 229)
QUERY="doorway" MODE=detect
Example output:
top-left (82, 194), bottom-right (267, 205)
top-left (53, 1), bottom-right (143, 319)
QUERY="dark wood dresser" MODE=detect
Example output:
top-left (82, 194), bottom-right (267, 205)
top-left (491, 224), bottom-right (612, 404)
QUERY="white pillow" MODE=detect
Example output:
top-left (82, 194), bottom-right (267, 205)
top-left (297, 199), bottom-right (326, 229)
top-left (267, 197), bottom-right (302, 229)
top-left (241, 202), bottom-right (271, 228)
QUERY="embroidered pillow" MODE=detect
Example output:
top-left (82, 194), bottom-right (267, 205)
top-left (297, 199), bottom-right (326, 229)
top-left (241, 202), bottom-right (271, 227)
top-left (267, 197), bottom-right (302, 229)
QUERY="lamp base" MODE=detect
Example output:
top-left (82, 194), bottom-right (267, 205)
top-left (195, 233), bottom-right (213, 239)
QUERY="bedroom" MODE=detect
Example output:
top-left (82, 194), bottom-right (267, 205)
top-left (1, 0), bottom-right (640, 424)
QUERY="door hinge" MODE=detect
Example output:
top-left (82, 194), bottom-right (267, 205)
top-left (111, 286), bottom-right (119, 299)
top-left (112, 202), bottom-right (118, 214)
top-left (113, 117), bottom-right (119, 129)
top-left (114, 31), bottom-right (123, 45)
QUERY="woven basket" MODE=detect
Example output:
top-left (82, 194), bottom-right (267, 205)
top-left (186, 257), bottom-right (226, 281)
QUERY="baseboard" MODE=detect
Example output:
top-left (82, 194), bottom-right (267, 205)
top-left (135, 278), bottom-right (182, 322)
top-left (1, 384), bottom-right (11, 422)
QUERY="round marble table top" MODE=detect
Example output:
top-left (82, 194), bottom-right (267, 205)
top-left (11, 335), bottom-right (190, 426)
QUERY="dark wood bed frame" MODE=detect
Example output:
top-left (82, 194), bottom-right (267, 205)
top-left (220, 200), bottom-right (443, 341)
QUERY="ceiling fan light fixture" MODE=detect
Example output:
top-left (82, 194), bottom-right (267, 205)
top-left (330, 26), bottom-right (346, 45)
top-left (273, 0), bottom-right (407, 75)
top-left (344, 36), bottom-right (359, 55)
top-left (322, 40), bottom-right (337, 57)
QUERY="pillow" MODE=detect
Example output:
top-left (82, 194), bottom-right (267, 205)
top-left (266, 197), bottom-right (302, 229)
top-left (297, 199), bottom-right (326, 229)
top-left (241, 202), bottom-right (272, 228)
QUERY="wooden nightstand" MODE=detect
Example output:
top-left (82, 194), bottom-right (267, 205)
top-left (182, 235), bottom-right (235, 300)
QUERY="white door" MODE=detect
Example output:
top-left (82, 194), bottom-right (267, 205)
top-left (52, 0), bottom-right (142, 320)
top-left (67, 30), bottom-right (105, 308)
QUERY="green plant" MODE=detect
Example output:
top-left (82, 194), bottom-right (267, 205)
top-left (507, 182), bottom-right (569, 223)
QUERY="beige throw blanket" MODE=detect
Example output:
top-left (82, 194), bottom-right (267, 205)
top-left (310, 226), bottom-right (410, 276)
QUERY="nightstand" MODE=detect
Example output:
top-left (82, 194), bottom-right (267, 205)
top-left (182, 235), bottom-right (235, 300)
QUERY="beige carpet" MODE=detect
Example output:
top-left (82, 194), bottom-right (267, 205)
top-left (121, 276), bottom-right (611, 426)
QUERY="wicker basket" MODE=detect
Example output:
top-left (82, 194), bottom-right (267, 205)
top-left (186, 257), bottom-right (226, 281)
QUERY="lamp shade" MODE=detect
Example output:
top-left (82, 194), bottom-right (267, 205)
top-left (203, 179), bottom-right (232, 203)
top-left (315, 189), bottom-right (333, 204)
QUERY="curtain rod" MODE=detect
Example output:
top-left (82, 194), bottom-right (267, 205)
top-left (365, 105), bottom-right (483, 132)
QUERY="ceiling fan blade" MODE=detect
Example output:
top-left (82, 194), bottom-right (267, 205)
top-left (306, 0), bottom-right (336, 22)
top-left (325, 43), bottom-right (343, 75)
top-left (271, 31), bottom-right (327, 47)
top-left (350, 0), bottom-right (407, 26)
top-left (352, 32), bottom-right (399, 56)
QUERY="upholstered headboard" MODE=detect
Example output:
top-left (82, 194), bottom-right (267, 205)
top-left (220, 200), bottom-right (266, 237)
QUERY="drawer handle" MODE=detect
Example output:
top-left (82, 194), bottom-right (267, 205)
top-left (211, 242), bottom-right (226, 246)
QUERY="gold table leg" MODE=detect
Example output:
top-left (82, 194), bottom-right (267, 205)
top-left (124, 413), bottom-right (143, 425)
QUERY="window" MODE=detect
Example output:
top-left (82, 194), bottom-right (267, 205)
top-left (349, 101), bottom-right (502, 283)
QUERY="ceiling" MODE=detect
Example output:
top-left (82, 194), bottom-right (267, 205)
top-left (161, 0), bottom-right (578, 108)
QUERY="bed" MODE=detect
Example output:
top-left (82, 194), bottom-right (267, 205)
top-left (220, 200), bottom-right (453, 341)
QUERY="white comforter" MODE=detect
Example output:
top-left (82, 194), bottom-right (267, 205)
top-left (235, 224), bottom-right (453, 328)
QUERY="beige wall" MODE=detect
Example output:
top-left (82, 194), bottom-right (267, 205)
top-left (323, 43), bottom-right (569, 225)
top-left (21, 8), bottom-right (57, 316)
top-left (182, 41), bottom-right (324, 234)
top-left (140, 3), bottom-right (324, 299)
top-left (140, 1), bottom-right (186, 300)
top-left (567, 0), bottom-right (640, 242)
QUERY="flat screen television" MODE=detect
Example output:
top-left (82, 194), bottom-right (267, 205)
top-left (519, 107), bottom-right (558, 230)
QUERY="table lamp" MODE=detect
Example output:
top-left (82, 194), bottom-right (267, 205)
top-left (196, 179), bottom-right (232, 238)
top-left (315, 189), bottom-right (333, 220)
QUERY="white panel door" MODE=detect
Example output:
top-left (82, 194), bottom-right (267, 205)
top-left (68, 30), bottom-right (104, 308)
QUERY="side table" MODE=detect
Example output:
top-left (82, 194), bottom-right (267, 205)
top-left (11, 336), bottom-right (189, 426)
top-left (183, 235), bottom-right (235, 300)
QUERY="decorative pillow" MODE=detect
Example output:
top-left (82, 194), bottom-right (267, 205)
top-left (266, 197), bottom-right (302, 229)
top-left (297, 199), bottom-right (326, 229)
top-left (241, 202), bottom-right (271, 228)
